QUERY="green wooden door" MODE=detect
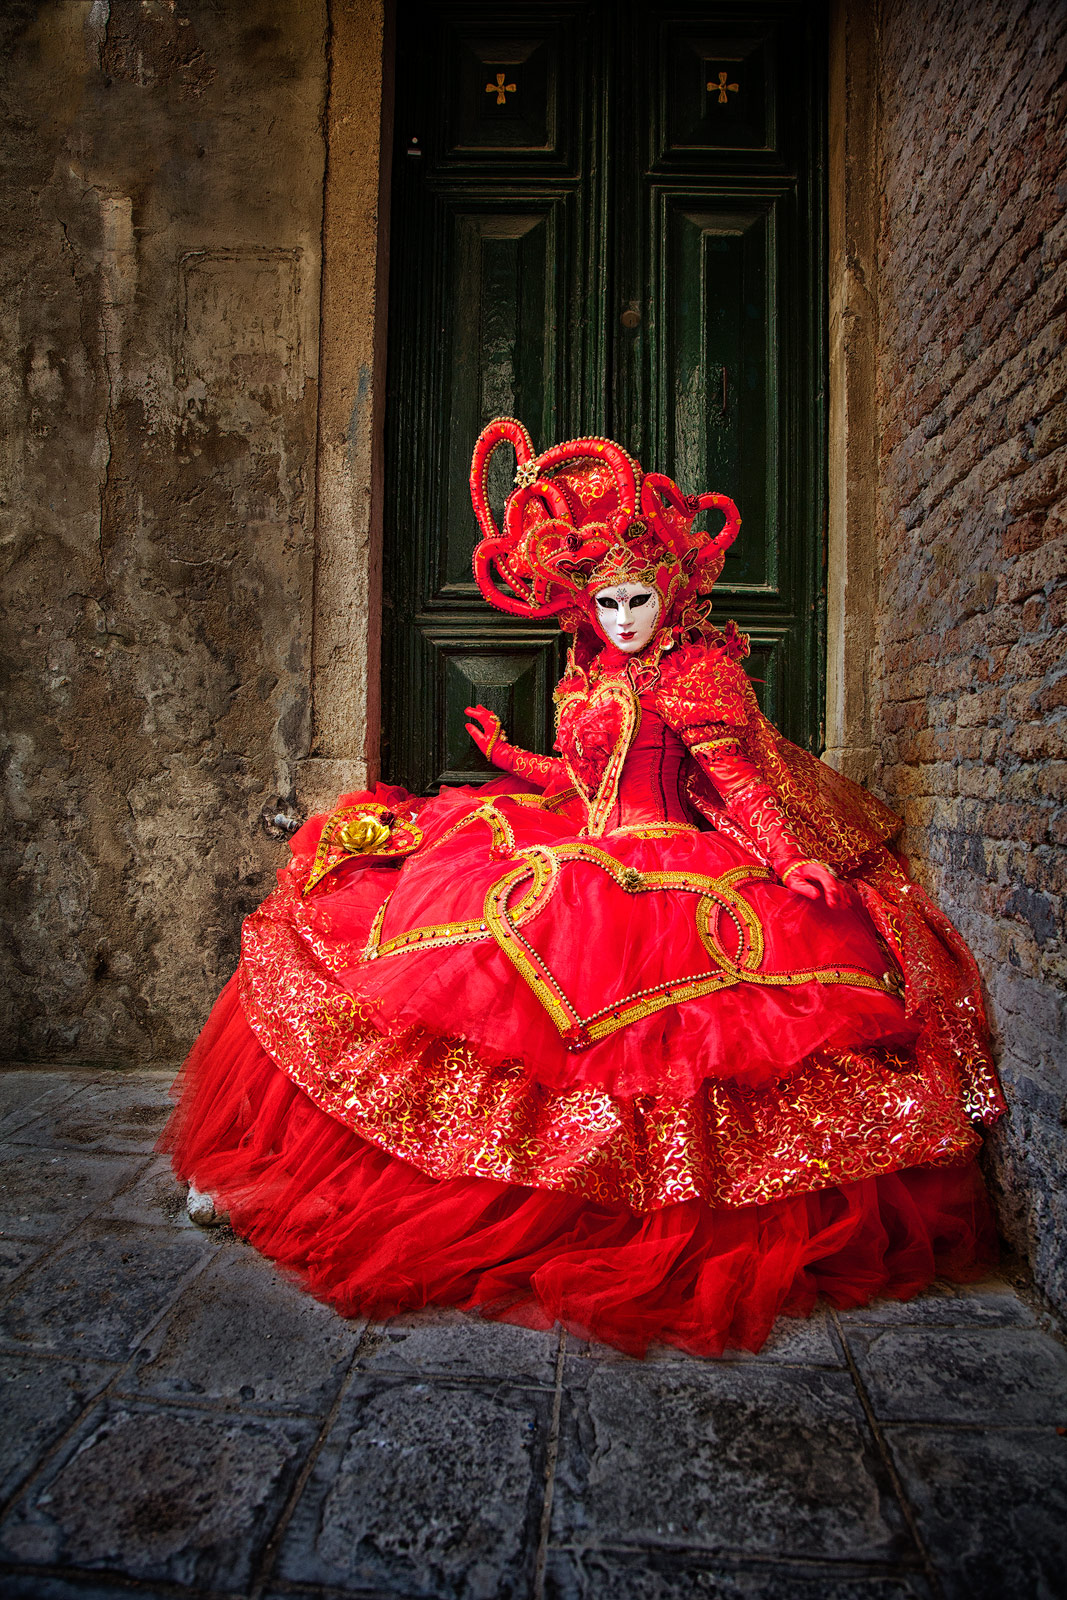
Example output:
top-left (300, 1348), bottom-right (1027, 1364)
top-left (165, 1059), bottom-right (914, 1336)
top-left (383, 0), bottom-right (826, 792)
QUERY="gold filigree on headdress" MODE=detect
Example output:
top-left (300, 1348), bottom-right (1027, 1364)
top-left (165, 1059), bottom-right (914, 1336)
top-left (469, 419), bottom-right (741, 642)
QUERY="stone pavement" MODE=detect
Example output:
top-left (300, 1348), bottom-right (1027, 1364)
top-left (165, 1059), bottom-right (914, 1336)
top-left (0, 1067), bottom-right (1064, 1600)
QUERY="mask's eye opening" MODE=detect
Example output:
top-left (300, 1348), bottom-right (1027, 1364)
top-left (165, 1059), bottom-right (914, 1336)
top-left (630, 593), bottom-right (653, 609)
top-left (596, 596), bottom-right (619, 611)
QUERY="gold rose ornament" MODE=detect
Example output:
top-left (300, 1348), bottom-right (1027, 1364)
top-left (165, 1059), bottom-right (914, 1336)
top-left (303, 803), bottom-right (424, 896)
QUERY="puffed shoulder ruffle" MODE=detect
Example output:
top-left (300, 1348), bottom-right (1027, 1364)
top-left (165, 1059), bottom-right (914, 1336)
top-left (652, 639), bottom-right (757, 734)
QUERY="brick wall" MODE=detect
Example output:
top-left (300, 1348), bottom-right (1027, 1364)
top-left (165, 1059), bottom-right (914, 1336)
top-left (873, 0), bottom-right (1067, 1314)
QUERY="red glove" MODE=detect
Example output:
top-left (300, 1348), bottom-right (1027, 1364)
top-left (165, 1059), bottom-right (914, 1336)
top-left (465, 705), bottom-right (563, 785)
top-left (693, 739), bottom-right (845, 908)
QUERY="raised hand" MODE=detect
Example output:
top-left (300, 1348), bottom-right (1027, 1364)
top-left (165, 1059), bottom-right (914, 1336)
top-left (464, 704), bottom-right (503, 759)
top-left (463, 705), bottom-right (563, 785)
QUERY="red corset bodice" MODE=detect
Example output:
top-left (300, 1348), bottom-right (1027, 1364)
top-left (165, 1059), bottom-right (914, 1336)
top-left (603, 699), bottom-right (695, 830)
top-left (554, 653), bottom-right (703, 836)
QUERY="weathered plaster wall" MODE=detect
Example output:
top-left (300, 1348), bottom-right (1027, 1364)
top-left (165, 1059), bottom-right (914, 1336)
top-left (301, 0), bottom-right (391, 816)
top-left (873, 0), bottom-right (1067, 1313)
top-left (0, 1), bottom-right (328, 1060)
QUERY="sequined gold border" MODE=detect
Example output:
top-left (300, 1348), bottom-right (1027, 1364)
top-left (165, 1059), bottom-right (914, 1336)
top-left (478, 844), bottom-right (894, 1050)
top-left (239, 894), bottom-right (985, 1214)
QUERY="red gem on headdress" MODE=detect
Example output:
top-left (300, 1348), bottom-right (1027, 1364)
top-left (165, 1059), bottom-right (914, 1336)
top-left (566, 532), bottom-right (582, 552)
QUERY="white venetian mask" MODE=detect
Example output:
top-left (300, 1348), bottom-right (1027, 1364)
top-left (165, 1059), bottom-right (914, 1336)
top-left (593, 583), bottom-right (662, 654)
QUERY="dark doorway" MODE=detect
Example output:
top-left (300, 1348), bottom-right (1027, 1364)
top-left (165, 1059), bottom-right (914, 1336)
top-left (383, 0), bottom-right (826, 793)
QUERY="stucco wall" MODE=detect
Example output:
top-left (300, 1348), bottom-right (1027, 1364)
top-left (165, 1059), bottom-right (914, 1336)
top-left (0, 1), bottom-right (329, 1060)
top-left (872, 0), bottom-right (1067, 1315)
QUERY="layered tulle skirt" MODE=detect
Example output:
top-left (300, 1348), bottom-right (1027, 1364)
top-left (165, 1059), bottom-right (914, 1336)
top-left (163, 781), bottom-right (1001, 1356)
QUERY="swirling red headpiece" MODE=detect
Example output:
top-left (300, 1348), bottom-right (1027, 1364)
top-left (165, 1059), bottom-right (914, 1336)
top-left (469, 417), bottom-right (740, 640)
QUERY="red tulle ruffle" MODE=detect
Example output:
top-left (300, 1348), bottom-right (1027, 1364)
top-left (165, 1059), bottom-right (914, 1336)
top-left (162, 979), bottom-right (997, 1358)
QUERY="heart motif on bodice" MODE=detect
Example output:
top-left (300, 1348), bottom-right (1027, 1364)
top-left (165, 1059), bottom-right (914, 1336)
top-left (556, 677), bottom-right (640, 835)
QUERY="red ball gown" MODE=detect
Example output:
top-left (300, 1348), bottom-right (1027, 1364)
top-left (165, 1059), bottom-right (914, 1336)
top-left (164, 423), bottom-right (1004, 1357)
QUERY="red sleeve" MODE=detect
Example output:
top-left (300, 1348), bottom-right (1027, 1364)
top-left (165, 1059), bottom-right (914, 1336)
top-left (654, 643), bottom-right (810, 877)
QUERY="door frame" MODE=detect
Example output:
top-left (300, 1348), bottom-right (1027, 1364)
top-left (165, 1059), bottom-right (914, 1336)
top-left (297, 0), bottom-right (880, 814)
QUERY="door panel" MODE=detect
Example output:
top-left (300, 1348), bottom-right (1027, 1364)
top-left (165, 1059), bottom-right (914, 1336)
top-left (659, 197), bottom-right (778, 591)
top-left (739, 629), bottom-right (790, 729)
top-left (658, 18), bottom-right (778, 159)
top-left (441, 203), bottom-right (565, 595)
top-left (384, 1), bottom-right (826, 791)
top-left (437, 632), bottom-right (559, 786)
top-left (438, 14), bottom-right (580, 168)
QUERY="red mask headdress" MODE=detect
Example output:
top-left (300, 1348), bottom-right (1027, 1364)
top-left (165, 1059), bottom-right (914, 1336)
top-left (469, 417), bottom-right (741, 655)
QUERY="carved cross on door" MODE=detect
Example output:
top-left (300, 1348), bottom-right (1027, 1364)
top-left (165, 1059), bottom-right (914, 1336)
top-left (485, 71), bottom-right (517, 105)
top-left (707, 69), bottom-right (739, 103)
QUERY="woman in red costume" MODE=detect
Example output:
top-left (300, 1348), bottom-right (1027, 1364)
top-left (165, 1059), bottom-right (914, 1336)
top-left (164, 417), bottom-right (1005, 1357)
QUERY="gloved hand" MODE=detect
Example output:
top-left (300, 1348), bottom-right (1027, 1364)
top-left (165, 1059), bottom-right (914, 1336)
top-left (464, 704), bottom-right (505, 760)
top-left (780, 858), bottom-right (845, 908)
top-left (464, 705), bottom-right (562, 785)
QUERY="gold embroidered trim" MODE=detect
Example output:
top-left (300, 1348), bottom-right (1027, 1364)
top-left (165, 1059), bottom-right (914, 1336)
top-left (780, 858), bottom-right (819, 882)
top-left (505, 786), bottom-right (580, 813)
top-left (304, 802), bottom-right (423, 896)
top-left (363, 815), bottom-right (559, 962)
top-left (361, 896), bottom-right (390, 960)
top-left (690, 735), bottom-right (742, 759)
top-left (479, 844), bottom-right (893, 1049)
top-left (607, 822), bottom-right (700, 839)
top-left (419, 799), bottom-right (518, 862)
top-left (372, 916), bottom-right (489, 960)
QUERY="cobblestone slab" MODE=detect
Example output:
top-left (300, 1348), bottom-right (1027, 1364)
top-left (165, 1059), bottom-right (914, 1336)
top-left (885, 1424), bottom-right (1067, 1600)
top-left (542, 1550), bottom-right (934, 1600)
top-left (125, 1243), bottom-right (362, 1413)
top-left (0, 1148), bottom-right (141, 1240)
top-left (358, 1307), bottom-right (560, 1385)
top-left (0, 1399), bottom-right (315, 1591)
top-left (275, 1376), bottom-right (551, 1598)
top-left (0, 1235), bottom-right (52, 1290)
top-left (8, 1076), bottom-right (174, 1156)
top-left (0, 1219), bottom-right (216, 1359)
top-left (579, 1306), bottom-right (845, 1368)
top-left (0, 1073), bottom-right (87, 1140)
top-left (0, 1354), bottom-right (113, 1503)
top-left (842, 1323), bottom-right (1067, 1424)
top-left (551, 1361), bottom-right (913, 1562)
top-left (834, 1277), bottom-right (1040, 1329)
